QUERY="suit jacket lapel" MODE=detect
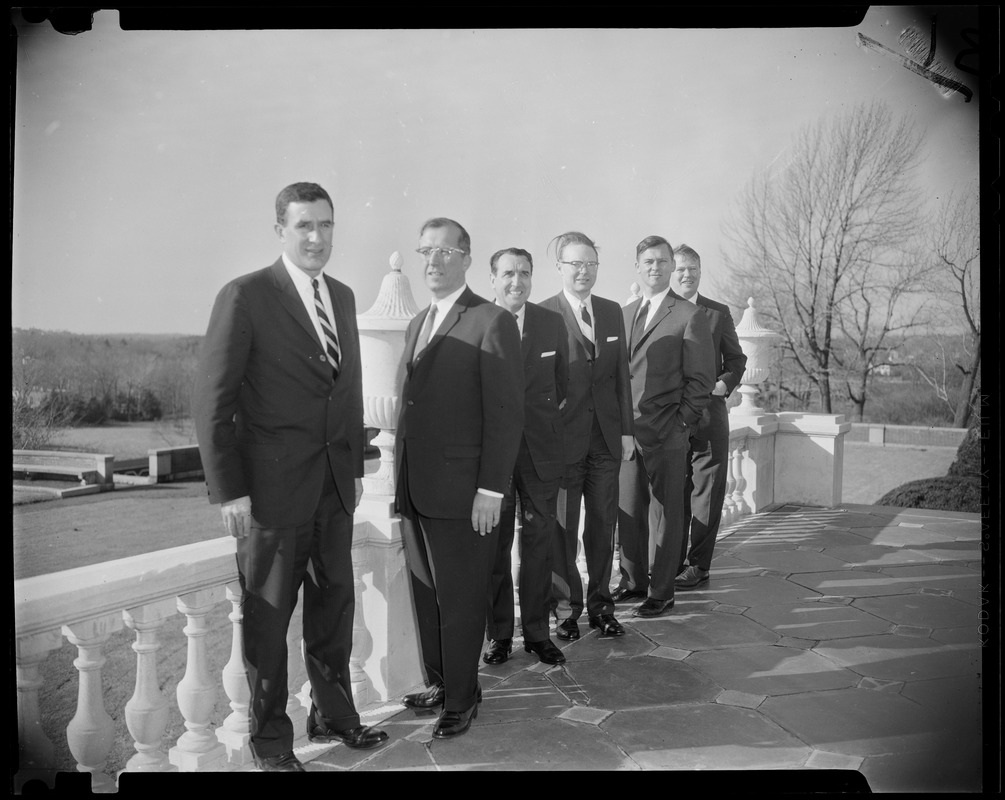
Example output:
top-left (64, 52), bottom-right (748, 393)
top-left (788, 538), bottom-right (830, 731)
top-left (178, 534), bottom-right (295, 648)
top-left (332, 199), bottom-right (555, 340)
top-left (557, 294), bottom-right (593, 357)
top-left (270, 260), bottom-right (324, 349)
top-left (409, 287), bottom-right (471, 370)
top-left (633, 293), bottom-right (675, 354)
top-left (520, 306), bottom-right (534, 365)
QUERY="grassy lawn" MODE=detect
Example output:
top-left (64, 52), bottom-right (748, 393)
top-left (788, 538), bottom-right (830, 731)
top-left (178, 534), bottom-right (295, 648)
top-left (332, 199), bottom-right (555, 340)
top-left (46, 419), bottom-right (198, 460)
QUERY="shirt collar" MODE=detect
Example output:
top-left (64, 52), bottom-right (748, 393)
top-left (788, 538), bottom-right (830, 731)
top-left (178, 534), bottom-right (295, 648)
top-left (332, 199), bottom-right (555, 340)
top-left (281, 253), bottom-right (325, 291)
top-left (563, 289), bottom-right (592, 311)
top-left (641, 286), bottom-right (672, 309)
top-left (430, 283), bottom-right (467, 313)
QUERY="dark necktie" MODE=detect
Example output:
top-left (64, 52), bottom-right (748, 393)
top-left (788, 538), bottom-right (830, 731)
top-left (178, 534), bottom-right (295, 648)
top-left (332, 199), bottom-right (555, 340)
top-left (580, 302), bottom-right (595, 359)
top-left (311, 279), bottom-right (341, 375)
top-left (413, 304), bottom-right (438, 363)
top-left (631, 299), bottom-right (651, 351)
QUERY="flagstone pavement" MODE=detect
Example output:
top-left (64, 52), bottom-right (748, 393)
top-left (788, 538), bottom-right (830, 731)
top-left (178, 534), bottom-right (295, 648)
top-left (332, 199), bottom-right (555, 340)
top-left (297, 503), bottom-right (989, 791)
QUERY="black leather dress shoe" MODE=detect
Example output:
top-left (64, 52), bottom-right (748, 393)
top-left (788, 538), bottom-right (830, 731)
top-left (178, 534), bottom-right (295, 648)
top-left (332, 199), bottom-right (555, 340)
top-left (483, 638), bottom-right (513, 665)
top-left (588, 614), bottom-right (626, 637)
top-left (255, 751), bottom-right (305, 772)
top-left (675, 565), bottom-right (710, 589)
top-left (432, 703), bottom-right (478, 739)
top-left (555, 618), bottom-right (581, 641)
top-left (307, 722), bottom-right (389, 749)
top-left (611, 586), bottom-right (648, 603)
top-left (524, 638), bottom-right (566, 664)
top-left (403, 683), bottom-right (481, 710)
top-left (402, 683), bottom-right (445, 709)
top-left (632, 597), bottom-right (675, 617)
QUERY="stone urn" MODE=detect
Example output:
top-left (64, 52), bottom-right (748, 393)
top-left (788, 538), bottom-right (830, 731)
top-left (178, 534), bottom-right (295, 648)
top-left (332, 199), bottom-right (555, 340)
top-left (733, 297), bottom-right (782, 416)
top-left (356, 252), bottom-right (420, 512)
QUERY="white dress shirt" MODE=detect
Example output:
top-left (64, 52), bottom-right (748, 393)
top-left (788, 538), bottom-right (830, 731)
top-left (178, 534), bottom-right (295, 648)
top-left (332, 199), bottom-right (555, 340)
top-left (637, 286), bottom-right (673, 329)
top-left (282, 253), bottom-right (340, 353)
top-left (562, 289), bottom-right (595, 344)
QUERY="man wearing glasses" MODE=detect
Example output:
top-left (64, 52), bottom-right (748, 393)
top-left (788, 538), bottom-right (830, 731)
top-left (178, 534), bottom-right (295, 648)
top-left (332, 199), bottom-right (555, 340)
top-left (396, 218), bottom-right (524, 739)
top-left (540, 232), bottom-right (634, 641)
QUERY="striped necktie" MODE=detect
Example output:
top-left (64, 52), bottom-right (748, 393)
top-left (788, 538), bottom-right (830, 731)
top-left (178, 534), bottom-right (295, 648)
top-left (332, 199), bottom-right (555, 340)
top-left (579, 302), bottom-right (595, 359)
top-left (311, 278), bottom-right (341, 375)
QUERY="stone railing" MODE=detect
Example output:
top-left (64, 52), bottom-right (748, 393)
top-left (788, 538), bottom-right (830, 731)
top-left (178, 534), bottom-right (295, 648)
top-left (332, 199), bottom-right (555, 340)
top-left (14, 518), bottom-right (424, 789)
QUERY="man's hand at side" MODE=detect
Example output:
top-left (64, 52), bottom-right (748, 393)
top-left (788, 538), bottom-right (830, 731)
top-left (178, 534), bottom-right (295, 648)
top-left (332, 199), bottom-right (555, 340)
top-left (471, 492), bottom-right (502, 537)
top-left (221, 496), bottom-right (253, 539)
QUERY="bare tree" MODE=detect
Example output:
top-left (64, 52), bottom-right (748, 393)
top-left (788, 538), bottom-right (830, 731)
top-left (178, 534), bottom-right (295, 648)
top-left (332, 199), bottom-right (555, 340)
top-left (836, 256), bottom-right (931, 421)
top-left (720, 101), bottom-right (929, 418)
top-left (913, 188), bottom-right (981, 427)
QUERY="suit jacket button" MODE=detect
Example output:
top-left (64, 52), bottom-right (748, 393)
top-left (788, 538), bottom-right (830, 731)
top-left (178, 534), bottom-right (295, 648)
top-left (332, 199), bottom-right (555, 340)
top-left (320, 354), bottom-right (327, 363)
top-left (407, 400), bottom-right (414, 406)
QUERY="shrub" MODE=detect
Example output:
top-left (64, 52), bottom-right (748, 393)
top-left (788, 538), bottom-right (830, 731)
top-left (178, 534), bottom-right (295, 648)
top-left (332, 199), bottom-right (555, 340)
top-left (947, 423), bottom-right (981, 478)
top-left (877, 475), bottom-right (982, 513)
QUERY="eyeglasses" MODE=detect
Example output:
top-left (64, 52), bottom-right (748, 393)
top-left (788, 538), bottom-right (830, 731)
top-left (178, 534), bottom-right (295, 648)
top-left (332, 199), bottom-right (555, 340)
top-left (416, 246), bottom-right (468, 260)
top-left (558, 260), bottom-right (600, 271)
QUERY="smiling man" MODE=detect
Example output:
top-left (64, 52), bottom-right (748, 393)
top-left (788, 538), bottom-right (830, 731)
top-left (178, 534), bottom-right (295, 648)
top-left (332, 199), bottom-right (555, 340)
top-left (667, 244), bottom-right (747, 590)
top-left (396, 218), bottom-right (524, 739)
top-left (194, 182), bottom-right (387, 772)
top-left (539, 231), bottom-right (634, 641)
top-left (482, 247), bottom-right (569, 668)
top-left (614, 235), bottom-right (715, 618)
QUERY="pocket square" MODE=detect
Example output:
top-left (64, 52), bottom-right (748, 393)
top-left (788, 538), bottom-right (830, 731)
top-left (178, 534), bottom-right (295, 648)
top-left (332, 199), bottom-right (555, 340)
top-left (606, 336), bottom-right (619, 342)
top-left (541, 350), bottom-right (556, 358)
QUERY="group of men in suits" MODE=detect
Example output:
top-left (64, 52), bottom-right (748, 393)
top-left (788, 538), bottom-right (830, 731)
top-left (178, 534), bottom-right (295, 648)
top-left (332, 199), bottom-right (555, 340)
top-left (194, 182), bottom-right (746, 760)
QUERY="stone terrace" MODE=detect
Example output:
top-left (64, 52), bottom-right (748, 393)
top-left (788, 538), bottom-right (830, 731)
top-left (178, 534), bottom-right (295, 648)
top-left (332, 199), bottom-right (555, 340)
top-left (298, 503), bottom-right (986, 791)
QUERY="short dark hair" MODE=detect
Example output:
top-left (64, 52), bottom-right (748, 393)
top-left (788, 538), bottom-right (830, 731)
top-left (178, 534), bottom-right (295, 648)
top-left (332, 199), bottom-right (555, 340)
top-left (549, 231), bottom-right (598, 261)
top-left (420, 218), bottom-right (471, 254)
top-left (275, 182), bottom-right (333, 225)
top-left (674, 243), bottom-right (701, 265)
top-left (489, 247), bottom-right (534, 274)
top-left (635, 235), bottom-right (674, 260)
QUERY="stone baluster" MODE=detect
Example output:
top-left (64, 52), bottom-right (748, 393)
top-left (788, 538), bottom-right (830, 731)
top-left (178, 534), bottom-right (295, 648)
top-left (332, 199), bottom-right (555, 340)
top-left (215, 582), bottom-right (252, 766)
top-left (349, 538), bottom-right (373, 709)
top-left (16, 630), bottom-right (63, 774)
top-left (62, 614), bottom-right (122, 793)
top-left (169, 589), bottom-right (225, 771)
top-left (511, 498), bottom-right (522, 629)
top-left (122, 599), bottom-right (176, 774)
top-left (721, 449), bottom-right (737, 527)
top-left (731, 445), bottom-right (751, 517)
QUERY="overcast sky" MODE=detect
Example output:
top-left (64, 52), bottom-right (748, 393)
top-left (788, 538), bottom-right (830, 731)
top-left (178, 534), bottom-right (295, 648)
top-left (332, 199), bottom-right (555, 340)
top-left (12, 7), bottom-right (981, 335)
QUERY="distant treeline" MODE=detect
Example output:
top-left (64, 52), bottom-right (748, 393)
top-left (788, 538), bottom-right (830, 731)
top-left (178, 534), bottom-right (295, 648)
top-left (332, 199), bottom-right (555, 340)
top-left (12, 328), bottom-right (203, 425)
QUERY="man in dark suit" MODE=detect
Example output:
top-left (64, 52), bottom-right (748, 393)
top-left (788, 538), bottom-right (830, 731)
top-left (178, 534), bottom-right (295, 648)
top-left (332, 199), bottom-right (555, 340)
top-left (539, 231), bottom-right (634, 641)
top-left (670, 244), bottom-right (747, 589)
top-left (483, 247), bottom-right (569, 667)
top-left (193, 182), bottom-right (387, 772)
top-left (615, 235), bottom-right (715, 618)
top-left (396, 218), bottom-right (524, 739)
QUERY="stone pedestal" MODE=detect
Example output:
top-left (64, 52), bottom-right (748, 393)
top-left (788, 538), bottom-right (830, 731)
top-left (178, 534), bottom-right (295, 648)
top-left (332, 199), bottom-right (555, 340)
top-left (350, 514), bottom-right (424, 703)
top-left (351, 252), bottom-right (425, 705)
top-left (772, 412), bottom-right (851, 506)
top-left (728, 414), bottom-right (780, 513)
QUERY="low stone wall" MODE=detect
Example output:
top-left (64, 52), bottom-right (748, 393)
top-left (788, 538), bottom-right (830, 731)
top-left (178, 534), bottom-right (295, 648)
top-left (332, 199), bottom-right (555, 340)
top-left (846, 423), bottom-right (966, 448)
